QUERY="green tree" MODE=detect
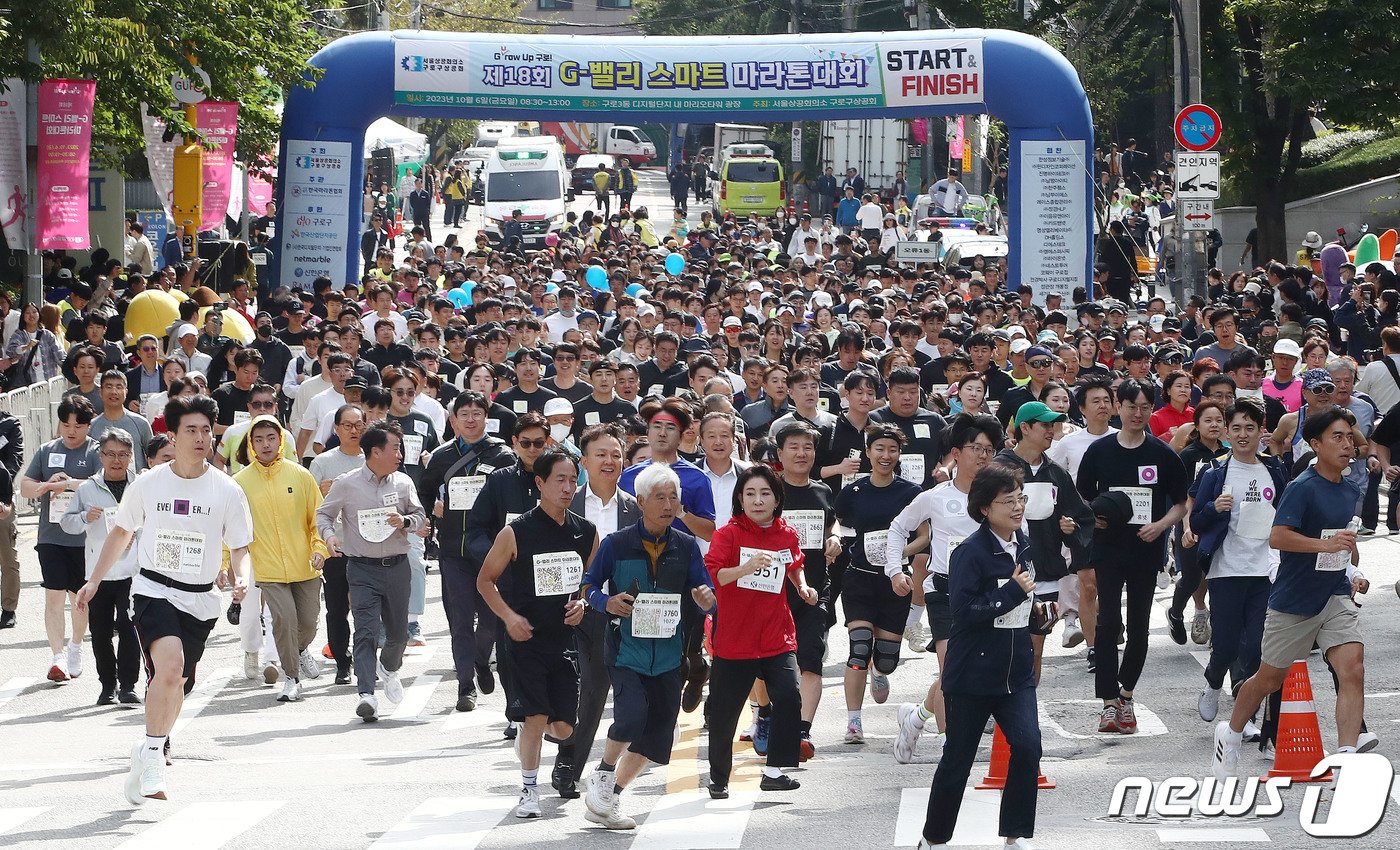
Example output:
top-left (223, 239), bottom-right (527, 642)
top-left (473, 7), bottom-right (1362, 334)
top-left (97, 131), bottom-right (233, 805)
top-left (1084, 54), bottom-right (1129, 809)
top-left (1203, 0), bottom-right (1400, 263)
top-left (633, 0), bottom-right (788, 37)
top-left (0, 0), bottom-right (322, 168)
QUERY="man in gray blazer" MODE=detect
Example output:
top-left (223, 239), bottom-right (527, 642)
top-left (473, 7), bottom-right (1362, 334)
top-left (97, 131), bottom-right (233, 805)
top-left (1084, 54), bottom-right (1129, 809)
top-left (554, 423), bottom-right (640, 799)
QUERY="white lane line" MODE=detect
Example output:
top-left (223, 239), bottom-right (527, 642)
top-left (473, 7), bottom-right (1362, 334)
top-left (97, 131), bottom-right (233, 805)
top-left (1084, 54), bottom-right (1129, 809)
top-left (170, 668), bottom-right (235, 736)
top-left (114, 801), bottom-right (284, 850)
top-left (390, 674), bottom-right (443, 721)
top-left (443, 706), bottom-right (502, 732)
top-left (0, 676), bottom-right (37, 709)
top-left (1191, 650), bottom-right (1211, 670)
top-left (630, 790), bottom-right (759, 850)
top-left (1391, 771), bottom-right (1400, 810)
top-left (1039, 699), bottom-right (1168, 739)
top-left (1155, 827), bottom-right (1270, 842)
top-left (368, 796), bottom-right (516, 849)
top-left (0, 807), bottom-right (48, 834)
top-left (401, 646), bottom-right (439, 665)
top-left (893, 787), bottom-right (1004, 846)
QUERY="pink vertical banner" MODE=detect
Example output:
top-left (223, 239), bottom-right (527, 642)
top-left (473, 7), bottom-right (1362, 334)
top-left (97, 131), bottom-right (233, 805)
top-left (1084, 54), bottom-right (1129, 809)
top-left (196, 101), bottom-right (238, 229)
top-left (36, 79), bottom-right (96, 250)
top-left (247, 171), bottom-right (274, 216)
top-left (948, 115), bottom-right (965, 160)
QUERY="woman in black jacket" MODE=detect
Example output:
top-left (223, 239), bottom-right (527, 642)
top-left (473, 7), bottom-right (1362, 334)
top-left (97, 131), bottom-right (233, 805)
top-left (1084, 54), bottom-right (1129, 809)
top-left (919, 463), bottom-right (1041, 850)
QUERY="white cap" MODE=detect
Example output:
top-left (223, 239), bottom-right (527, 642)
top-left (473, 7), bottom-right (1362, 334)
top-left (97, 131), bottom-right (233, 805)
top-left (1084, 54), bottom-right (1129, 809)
top-left (812, 291), bottom-right (833, 308)
top-left (1272, 338), bottom-right (1302, 359)
top-left (177, 323), bottom-right (198, 338)
top-left (746, 281), bottom-right (763, 292)
top-left (550, 270), bottom-right (567, 283)
top-left (1010, 338), bottom-right (1032, 355)
top-left (498, 275), bottom-right (516, 289)
top-left (542, 398), bottom-right (574, 417)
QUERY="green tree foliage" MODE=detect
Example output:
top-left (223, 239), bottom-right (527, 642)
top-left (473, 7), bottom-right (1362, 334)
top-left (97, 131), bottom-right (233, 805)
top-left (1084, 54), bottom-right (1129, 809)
top-left (0, 0), bottom-right (322, 169)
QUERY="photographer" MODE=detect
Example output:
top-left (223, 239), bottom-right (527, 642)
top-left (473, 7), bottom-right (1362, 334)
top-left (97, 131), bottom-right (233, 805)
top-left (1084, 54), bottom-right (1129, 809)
top-left (1356, 325), bottom-right (1400, 415)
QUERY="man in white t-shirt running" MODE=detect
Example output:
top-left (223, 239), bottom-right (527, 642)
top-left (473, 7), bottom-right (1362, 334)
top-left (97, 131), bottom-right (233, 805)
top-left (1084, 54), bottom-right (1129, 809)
top-left (77, 395), bottom-right (255, 806)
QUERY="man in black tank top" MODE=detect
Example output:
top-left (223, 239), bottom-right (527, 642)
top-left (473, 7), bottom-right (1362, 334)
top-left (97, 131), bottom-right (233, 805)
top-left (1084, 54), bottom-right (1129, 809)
top-left (479, 448), bottom-right (597, 820)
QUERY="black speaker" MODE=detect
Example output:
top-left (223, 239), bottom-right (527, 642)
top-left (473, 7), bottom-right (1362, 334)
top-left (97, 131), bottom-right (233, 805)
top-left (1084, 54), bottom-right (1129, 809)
top-left (196, 239), bottom-right (247, 293)
top-left (0, 246), bottom-right (24, 287)
top-left (368, 148), bottom-right (395, 192)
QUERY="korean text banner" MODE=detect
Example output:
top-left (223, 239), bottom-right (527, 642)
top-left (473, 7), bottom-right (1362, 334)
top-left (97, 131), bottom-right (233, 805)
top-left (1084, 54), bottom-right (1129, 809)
top-left (0, 79), bottom-right (27, 251)
top-left (36, 79), bottom-right (95, 250)
top-left (393, 37), bottom-right (985, 112)
top-left (197, 102), bottom-right (239, 229)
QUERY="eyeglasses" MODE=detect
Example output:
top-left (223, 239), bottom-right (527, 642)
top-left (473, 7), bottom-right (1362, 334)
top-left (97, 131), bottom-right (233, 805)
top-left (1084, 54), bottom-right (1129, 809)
top-left (993, 494), bottom-right (1029, 508)
top-left (1027, 358), bottom-right (1053, 369)
top-left (517, 438), bottom-right (548, 449)
top-left (100, 450), bottom-right (132, 459)
top-left (392, 388), bottom-right (416, 397)
top-left (1308, 384), bottom-right (1336, 394)
top-left (959, 444), bottom-right (995, 456)
top-left (249, 400), bottom-right (276, 409)
top-left (554, 355), bottom-right (576, 363)
top-left (139, 346), bottom-right (158, 353)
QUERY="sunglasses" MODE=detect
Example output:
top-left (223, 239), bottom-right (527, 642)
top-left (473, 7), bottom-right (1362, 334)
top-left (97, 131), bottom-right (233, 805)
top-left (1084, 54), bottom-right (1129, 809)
top-left (1027, 358), bottom-right (1053, 369)
top-left (517, 438), bottom-right (548, 449)
top-left (1308, 383), bottom-right (1336, 394)
top-left (1159, 355), bottom-right (1184, 364)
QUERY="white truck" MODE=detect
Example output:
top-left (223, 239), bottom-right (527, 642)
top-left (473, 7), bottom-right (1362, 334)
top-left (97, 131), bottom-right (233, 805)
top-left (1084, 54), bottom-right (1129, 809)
top-left (710, 123), bottom-right (770, 163)
top-left (537, 122), bottom-right (656, 166)
top-left (820, 119), bottom-right (909, 195)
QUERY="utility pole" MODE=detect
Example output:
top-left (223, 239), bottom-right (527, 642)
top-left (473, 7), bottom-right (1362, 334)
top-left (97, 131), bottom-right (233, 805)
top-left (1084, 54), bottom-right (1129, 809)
top-left (1172, 0), bottom-right (1202, 305)
top-left (171, 46), bottom-right (204, 263)
top-left (841, 0), bottom-right (856, 33)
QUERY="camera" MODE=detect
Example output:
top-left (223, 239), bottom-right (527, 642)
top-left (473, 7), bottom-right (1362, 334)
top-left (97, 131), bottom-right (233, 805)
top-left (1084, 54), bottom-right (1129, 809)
top-left (1363, 347), bottom-right (1384, 364)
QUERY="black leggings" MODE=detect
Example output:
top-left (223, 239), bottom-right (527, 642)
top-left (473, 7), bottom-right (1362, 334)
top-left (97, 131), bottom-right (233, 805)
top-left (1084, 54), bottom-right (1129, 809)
top-left (1169, 529), bottom-right (1204, 617)
top-left (1093, 559), bottom-right (1157, 700)
top-left (705, 652), bottom-right (801, 783)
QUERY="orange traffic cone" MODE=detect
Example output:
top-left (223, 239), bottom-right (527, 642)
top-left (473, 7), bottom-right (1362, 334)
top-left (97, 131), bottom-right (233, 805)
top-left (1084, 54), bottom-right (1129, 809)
top-left (975, 724), bottom-right (1055, 790)
top-left (1264, 660), bottom-right (1332, 783)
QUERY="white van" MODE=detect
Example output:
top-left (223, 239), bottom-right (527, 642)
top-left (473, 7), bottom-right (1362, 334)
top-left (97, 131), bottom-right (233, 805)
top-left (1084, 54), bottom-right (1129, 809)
top-left (483, 136), bottom-right (571, 247)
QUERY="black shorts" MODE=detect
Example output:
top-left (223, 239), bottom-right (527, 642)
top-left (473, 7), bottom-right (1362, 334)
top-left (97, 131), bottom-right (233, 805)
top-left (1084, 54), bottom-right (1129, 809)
top-left (37, 543), bottom-right (85, 593)
top-left (1029, 591), bottom-right (1060, 637)
top-left (503, 640), bottom-right (579, 725)
top-left (926, 589), bottom-right (954, 643)
top-left (132, 595), bottom-right (216, 684)
top-left (607, 665), bottom-right (683, 764)
top-left (841, 569), bottom-right (910, 635)
top-left (790, 597), bottom-right (829, 675)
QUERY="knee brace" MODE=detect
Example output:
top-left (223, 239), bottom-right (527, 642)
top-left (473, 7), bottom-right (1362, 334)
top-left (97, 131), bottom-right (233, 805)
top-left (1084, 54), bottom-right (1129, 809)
top-left (873, 638), bottom-right (902, 674)
top-left (847, 626), bottom-right (873, 670)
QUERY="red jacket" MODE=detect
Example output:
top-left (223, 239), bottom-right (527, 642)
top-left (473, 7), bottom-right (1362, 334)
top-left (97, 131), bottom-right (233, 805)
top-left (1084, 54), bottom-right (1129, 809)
top-left (705, 513), bottom-right (804, 660)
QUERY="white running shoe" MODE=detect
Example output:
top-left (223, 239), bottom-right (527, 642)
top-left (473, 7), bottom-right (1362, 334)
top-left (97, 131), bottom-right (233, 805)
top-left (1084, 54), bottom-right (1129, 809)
top-left (139, 748), bottom-right (167, 800)
top-left (1357, 731), bottom-right (1380, 753)
top-left (515, 785), bottom-right (541, 818)
top-left (845, 717), bottom-right (865, 744)
top-left (356, 694), bottom-right (379, 722)
top-left (378, 661), bottom-right (404, 703)
top-left (585, 796), bottom-right (636, 830)
top-left (244, 651), bottom-right (259, 680)
top-left (583, 770), bottom-right (615, 817)
top-left (1061, 616), bottom-right (1084, 648)
top-left (263, 661), bottom-right (280, 685)
top-left (1241, 719), bottom-right (1261, 743)
top-left (123, 742), bottom-right (145, 805)
top-left (46, 653), bottom-right (68, 683)
top-left (894, 703), bottom-right (924, 764)
top-left (277, 679), bottom-right (302, 702)
top-left (299, 648), bottom-right (322, 680)
top-left (1190, 609), bottom-right (1212, 645)
top-left (904, 624), bottom-right (928, 654)
top-left (1198, 687), bottom-right (1220, 722)
top-left (1004, 839), bottom-right (1038, 849)
top-left (871, 672), bottom-right (890, 704)
top-left (1156, 569), bottom-right (1169, 590)
top-left (66, 641), bottom-right (82, 678)
top-left (1213, 721), bottom-right (1242, 779)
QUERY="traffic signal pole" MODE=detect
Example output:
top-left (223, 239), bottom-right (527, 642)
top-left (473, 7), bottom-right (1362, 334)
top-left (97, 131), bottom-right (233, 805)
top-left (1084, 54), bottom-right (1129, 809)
top-left (172, 48), bottom-right (204, 262)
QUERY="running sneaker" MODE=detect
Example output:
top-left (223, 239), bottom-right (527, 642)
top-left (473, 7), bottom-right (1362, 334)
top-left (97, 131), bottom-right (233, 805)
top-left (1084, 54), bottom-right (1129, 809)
top-left (378, 660), bottom-right (404, 703)
top-left (799, 732), bottom-right (815, 762)
top-left (845, 717), bottom-right (865, 744)
top-left (407, 622), bottom-right (426, 647)
top-left (244, 651), bottom-right (260, 680)
top-left (904, 623), bottom-right (928, 654)
top-left (277, 679), bottom-right (302, 702)
top-left (138, 748), bottom-right (167, 801)
top-left (263, 661), bottom-right (280, 685)
top-left (476, 663), bottom-right (496, 695)
top-left (585, 796), bottom-right (636, 830)
top-left (894, 703), bottom-right (923, 764)
top-left (1357, 731), bottom-right (1380, 753)
top-left (753, 716), bottom-right (772, 756)
top-left (47, 653), bottom-right (67, 683)
top-left (1241, 719), bottom-right (1261, 743)
top-left (1213, 721), bottom-right (1242, 779)
top-left (1190, 609), bottom-right (1212, 645)
top-left (1156, 569), bottom-right (1169, 590)
top-left (1061, 615), bottom-right (1084, 648)
top-left (356, 694), bottom-right (379, 722)
top-left (739, 721), bottom-right (755, 742)
top-left (1166, 608), bottom-right (1187, 645)
top-left (1198, 687), bottom-right (1221, 722)
top-left (321, 643), bottom-right (334, 659)
top-left (67, 641), bottom-right (82, 678)
top-left (1117, 700), bottom-right (1138, 734)
top-left (299, 648), bottom-right (322, 680)
top-left (515, 785), bottom-right (541, 819)
top-left (759, 773), bottom-right (801, 791)
top-left (1098, 703), bottom-right (1122, 734)
top-left (1086, 646), bottom-right (1096, 673)
top-left (123, 742), bottom-right (145, 805)
top-left (583, 770), bottom-right (614, 817)
top-left (117, 689), bottom-right (141, 706)
top-left (871, 672), bottom-right (891, 705)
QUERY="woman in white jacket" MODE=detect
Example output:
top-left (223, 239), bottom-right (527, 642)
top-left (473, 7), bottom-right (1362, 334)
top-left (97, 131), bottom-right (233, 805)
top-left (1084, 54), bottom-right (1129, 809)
top-left (59, 428), bottom-right (141, 706)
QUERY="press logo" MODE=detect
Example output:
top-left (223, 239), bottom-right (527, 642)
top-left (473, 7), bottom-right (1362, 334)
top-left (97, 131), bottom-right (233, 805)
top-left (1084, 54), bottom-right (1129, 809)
top-left (1106, 753), bottom-right (1393, 838)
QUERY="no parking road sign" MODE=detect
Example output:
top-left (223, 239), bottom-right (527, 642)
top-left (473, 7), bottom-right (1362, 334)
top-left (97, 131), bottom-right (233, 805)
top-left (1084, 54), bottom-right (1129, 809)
top-left (1176, 151), bottom-right (1220, 200)
top-left (1174, 103), bottom-right (1222, 152)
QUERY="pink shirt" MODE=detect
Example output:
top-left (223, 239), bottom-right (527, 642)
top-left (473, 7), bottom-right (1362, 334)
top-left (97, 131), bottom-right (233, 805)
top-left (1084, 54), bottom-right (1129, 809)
top-left (1262, 375), bottom-right (1302, 412)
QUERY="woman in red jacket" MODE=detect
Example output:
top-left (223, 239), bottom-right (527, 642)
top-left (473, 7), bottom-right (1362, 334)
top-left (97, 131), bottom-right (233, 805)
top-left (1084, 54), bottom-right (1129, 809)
top-left (704, 464), bottom-right (820, 800)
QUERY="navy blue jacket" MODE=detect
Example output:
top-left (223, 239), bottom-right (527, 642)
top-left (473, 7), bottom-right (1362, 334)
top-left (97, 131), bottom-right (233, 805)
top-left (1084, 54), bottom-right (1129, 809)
top-left (944, 523), bottom-right (1036, 697)
top-left (1188, 452), bottom-right (1290, 561)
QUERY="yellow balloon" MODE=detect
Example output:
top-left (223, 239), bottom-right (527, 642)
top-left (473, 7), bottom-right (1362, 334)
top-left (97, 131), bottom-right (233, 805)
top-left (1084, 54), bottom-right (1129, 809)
top-left (122, 290), bottom-right (182, 346)
top-left (199, 306), bottom-right (254, 344)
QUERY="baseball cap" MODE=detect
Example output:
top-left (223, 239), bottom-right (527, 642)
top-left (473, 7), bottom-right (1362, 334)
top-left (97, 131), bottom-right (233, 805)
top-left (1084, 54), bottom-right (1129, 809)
top-left (177, 323), bottom-right (198, 338)
top-left (722, 316), bottom-right (742, 329)
top-left (543, 398), bottom-right (574, 417)
top-left (1025, 345), bottom-right (1053, 360)
top-left (1302, 368), bottom-right (1333, 391)
top-left (1010, 338), bottom-right (1032, 355)
top-left (1014, 401), bottom-right (1068, 428)
top-left (345, 376), bottom-right (369, 390)
top-left (1272, 338), bottom-right (1302, 360)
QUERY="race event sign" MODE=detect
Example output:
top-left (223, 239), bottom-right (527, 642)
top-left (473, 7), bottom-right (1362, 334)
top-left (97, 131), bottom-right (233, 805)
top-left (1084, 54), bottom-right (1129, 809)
top-left (393, 36), bottom-right (984, 112)
top-left (36, 79), bottom-right (96, 250)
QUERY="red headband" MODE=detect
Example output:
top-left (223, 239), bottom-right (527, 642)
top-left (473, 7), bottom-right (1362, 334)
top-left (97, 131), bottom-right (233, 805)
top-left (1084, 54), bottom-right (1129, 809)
top-left (650, 412), bottom-right (683, 428)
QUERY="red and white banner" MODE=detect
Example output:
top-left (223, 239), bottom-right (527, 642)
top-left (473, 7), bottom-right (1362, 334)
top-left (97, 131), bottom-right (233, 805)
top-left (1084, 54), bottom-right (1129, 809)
top-left (247, 171), bottom-right (274, 216)
top-left (36, 79), bottom-right (95, 250)
top-left (0, 79), bottom-right (27, 251)
top-left (947, 115), bottom-right (965, 160)
top-left (196, 101), bottom-right (238, 229)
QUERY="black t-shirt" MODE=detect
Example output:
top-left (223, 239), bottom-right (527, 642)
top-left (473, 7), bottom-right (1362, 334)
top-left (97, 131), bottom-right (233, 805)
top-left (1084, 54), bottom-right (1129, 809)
top-left (571, 395), bottom-right (638, 441)
top-left (637, 360), bottom-right (686, 398)
top-left (210, 382), bottom-right (253, 426)
top-left (868, 406), bottom-right (948, 489)
top-left (543, 377), bottom-right (594, 404)
top-left (780, 478), bottom-right (836, 594)
top-left (486, 402), bottom-right (517, 440)
top-left (495, 384), bottom-right (558, 416)
top-left (816, 414), bottom-right (870, 495)
top-left (834, 475), bottom-right (921, 574)
top-left (502, 506), bottom-right (595, 649)
top-left (1076, 433), bottom-right (1189, 566)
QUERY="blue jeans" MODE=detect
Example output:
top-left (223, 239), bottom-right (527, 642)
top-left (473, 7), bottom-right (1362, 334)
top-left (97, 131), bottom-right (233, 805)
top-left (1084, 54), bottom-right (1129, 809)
top-left (1204, 576), bottom-right (1269, 691)
top-left (924, 687), bottom-right (1040, 843)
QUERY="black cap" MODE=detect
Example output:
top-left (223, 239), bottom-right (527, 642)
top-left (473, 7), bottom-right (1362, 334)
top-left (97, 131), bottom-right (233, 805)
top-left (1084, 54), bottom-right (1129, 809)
top-left (345, 376), bottom-right (369, 389)
top-left (1161, 317), bottom-right (1182, 332)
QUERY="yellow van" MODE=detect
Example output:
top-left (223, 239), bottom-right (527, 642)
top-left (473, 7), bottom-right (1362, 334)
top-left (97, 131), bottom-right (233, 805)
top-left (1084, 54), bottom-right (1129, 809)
top-left (718, 155), bottom-right (785, 219)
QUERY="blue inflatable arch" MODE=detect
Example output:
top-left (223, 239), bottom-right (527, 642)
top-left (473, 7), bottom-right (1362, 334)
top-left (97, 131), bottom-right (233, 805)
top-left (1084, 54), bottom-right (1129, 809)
top-left (274, 29), bottom-right (1093, 301)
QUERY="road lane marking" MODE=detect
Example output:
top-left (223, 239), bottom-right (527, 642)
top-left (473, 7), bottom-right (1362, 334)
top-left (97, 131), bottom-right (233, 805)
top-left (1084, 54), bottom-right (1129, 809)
top-left (368, 796), bottom-right (515, 849)
top-left (0, 676), bottom-right (37, 723)
top-left (631, 790), bottom-right (760, 850)
top-left (0, 807), bottom-right (47, 834)
top-left (1039, 699), bottom-right (1167, 739)
top-left (390, 674), bottom-right (443, 721)
top-left (114, 801), bottom-right (283, 850)
top-left (171, 668), bottom-right (235, 736)
top-left (893, 786), bottom-right (1004, 846)
top-left (1155, 827), bottom-right (1270, 842)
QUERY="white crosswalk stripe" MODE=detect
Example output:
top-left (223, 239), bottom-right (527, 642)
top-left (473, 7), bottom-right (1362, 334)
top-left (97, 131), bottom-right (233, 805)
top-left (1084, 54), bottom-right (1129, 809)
top-left (893, 786), bottom-right (1005, 847)
top-left (0, 807), bottom-right (47, 835)
top-left (113, 801), bottom-right (284, 849)
top-left (1155, 827), bottom-right (1271, 843)
top-left (390, 674), bottom-right (444, 720)
top-left (368, 796), bottom-right (516, 849)
top-left (630, 790), bottom-right (760, 850)
top-left (170, 668), bottom-right (235, 736)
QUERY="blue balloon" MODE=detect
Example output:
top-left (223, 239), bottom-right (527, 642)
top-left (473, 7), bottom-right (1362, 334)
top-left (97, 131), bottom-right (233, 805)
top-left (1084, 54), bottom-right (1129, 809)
top-left (664, 252), bottom-right (685, 275)
top-left (585, 265), bottom-right (608, 291)
top-left (625, 283), bottom-right (646, 297)
top-left (446, 287), bottom-right (470, 307)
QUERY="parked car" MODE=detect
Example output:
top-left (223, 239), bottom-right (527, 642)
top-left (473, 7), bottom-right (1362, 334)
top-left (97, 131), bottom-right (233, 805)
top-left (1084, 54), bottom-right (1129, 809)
top-left (571, 153), bottom-right (617, 196)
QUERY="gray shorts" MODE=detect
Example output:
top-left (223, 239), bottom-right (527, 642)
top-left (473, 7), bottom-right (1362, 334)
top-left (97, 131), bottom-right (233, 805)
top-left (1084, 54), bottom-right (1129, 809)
top-left (1260, 595), bottom-right (1362, 669)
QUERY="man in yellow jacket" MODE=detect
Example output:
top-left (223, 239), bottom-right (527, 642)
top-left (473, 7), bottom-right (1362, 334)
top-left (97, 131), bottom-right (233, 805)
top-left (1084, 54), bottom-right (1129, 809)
top-left (234, 416), bottom-right (332, 703)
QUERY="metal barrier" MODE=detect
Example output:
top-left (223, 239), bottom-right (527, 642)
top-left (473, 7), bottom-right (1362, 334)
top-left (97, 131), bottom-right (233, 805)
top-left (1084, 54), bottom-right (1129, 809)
top-left (3, 376), bottom-right (73, 517)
